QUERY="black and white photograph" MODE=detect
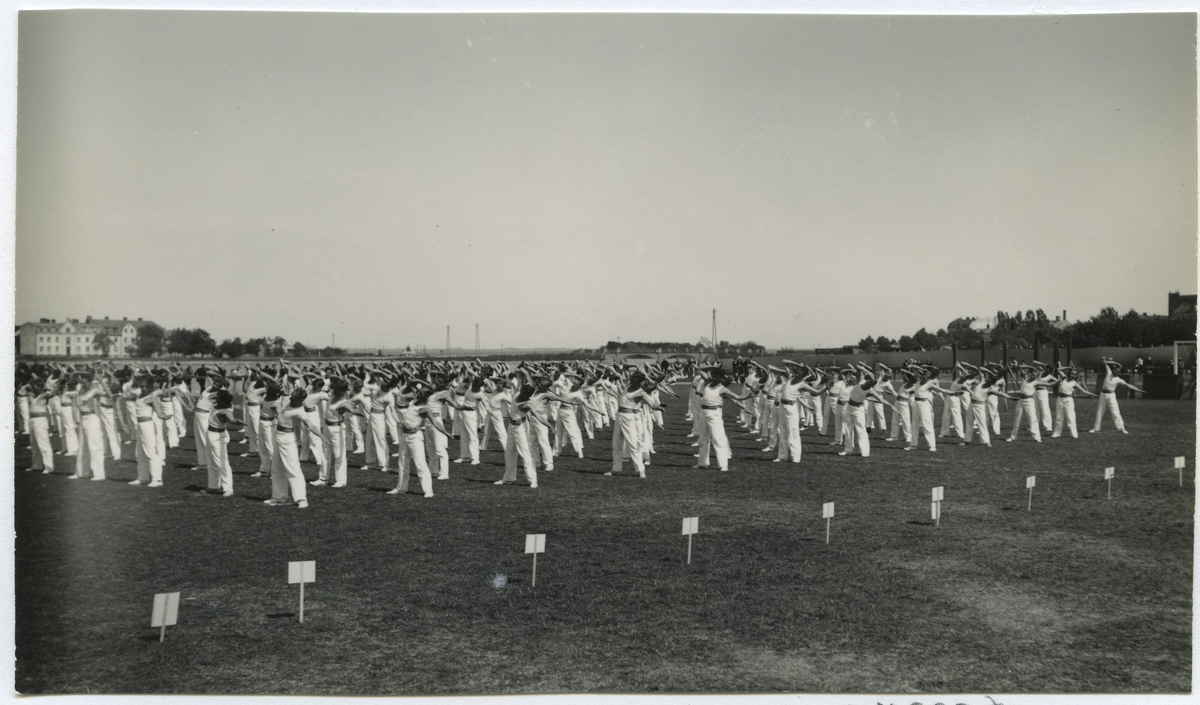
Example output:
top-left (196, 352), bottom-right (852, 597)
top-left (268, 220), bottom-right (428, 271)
top-left (8, 2), bottom-right (1198, 700)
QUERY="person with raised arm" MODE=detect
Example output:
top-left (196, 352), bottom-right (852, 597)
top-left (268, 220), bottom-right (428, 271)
top-left (494, 376), bottom-right (542, 488)
top-left (904, 364), bottom-right (941, 452)
top-left (206, 389), bottom-right (247, 497)
top-left (1051, 366), bottom-right (1098, 439)
top-left (1090, 358), bottom-right (1145, 434)
top-left (695, 367), bottom-right (757, 472)
top-left (265, 388), bottom-right (324, 509)
top-left (387, 383), bottom-right (447, 498)
top-left (1006, 365), bottom-right (1051, 443)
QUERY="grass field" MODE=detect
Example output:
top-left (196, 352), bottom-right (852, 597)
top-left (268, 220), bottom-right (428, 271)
top-left (13, 392), bottom-right (1195, 694)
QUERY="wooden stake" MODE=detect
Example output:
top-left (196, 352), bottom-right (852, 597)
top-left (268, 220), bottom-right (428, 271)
top-left (531, 553), bottom-right (537, 587)
top-left (299, 583), bottom-right (305, 623)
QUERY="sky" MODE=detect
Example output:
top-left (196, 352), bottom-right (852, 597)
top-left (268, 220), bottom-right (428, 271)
top-left (14, 10), bottom-right (1197, 351)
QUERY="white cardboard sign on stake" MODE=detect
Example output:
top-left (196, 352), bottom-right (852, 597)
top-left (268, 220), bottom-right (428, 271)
top-left (1026, 476), bottom-right (1035, 512)
top-left (288, 561), bottom-right (316, 623)
top-left (931, 486), bottom-right (944, 502)
top-left (822, 502), bottom-right (834, 544)
top-left (681, 517), bottom-right (699, 564)
top-left (150, 592), bottom-right (180, 642)
top-left (525, 534), bottom-right (546, 586)
top-left (1175, 456), bottom-right (1186, 488)
top-left (1104, 467), bottom-right (1114, 500)
top-left (930, 501), bottom-right (941, 523)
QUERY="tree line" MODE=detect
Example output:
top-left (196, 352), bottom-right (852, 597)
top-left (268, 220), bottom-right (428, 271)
top-left (124, 324), bottom-right (344, 359)
top-left (856, 307), bottom-right (1196, 353)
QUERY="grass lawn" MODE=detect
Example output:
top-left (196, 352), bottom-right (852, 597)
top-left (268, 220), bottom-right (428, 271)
top-left (13, 393), bottom-right (1194, 694)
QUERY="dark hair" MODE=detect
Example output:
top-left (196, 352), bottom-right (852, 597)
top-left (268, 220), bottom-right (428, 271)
top-left (289, 388), bottom-right (308, 408)
top-left (264, 382), bottom-right (282, 402)
top-left (215, 390), bottom-right (234, 409)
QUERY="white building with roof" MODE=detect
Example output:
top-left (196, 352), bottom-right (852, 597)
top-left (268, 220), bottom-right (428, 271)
top-left (16, 316), bottom-right (157, 358)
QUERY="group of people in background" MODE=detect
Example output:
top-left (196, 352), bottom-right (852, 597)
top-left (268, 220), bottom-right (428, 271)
top-left (13, 357), bottom-right (697, 507)
top-left (14, 353), bottom-right (1147, 505)
top-left (727, 356), bottom-right (1144, 459)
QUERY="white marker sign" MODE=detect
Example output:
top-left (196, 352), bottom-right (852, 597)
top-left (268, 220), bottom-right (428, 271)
top-left (525, 534), bottom-right (546, 586)
top-left (681, 517), bottom-right (699, 564)
top-left (931, 486), bottom-right (944, 526)
top-left (288, 560), bottom-right (316, 623)
top-left (931, 486), bottom-right (944, 502)
top-left (822, 502), bottom-right (834, 544)
top-left (1176, 456), bottom-right (1186, 488)
top-left (150, 592), bottom-right (180, 643)
top-left (1104, 467), bottom-right (1114, 500)
top-left (1026, 476), bottom-right (1035, 512)
top-left (930, 500), bottom-right (941, 522)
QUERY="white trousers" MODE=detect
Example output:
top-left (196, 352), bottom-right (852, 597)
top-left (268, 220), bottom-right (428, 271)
top-left (192, 410), bottom-right (211, 469)
top-left (206, 430), bottom-right (232, 492)
top-left (99, 406), bottom-right (122, 460)
top-left (842, 404), bottom-right (870, 457)
top-left (323, 423), bottom-right (347, 484)
top-left (368, 412), bottom-right (389, 470)
top-left (30, 417), bottom-right (53, 471)
top-left (910, 399), bottom-right (937, 450)
top-left (777, 403), bottom-right (802, 462)
top-left (136, 419), bottom-right (163, 483)
top-left (890, 398), bottom-right (912, 443)
top-left (1053, 396), bottom-right (1079, 438)
top-left (503, 421), bottom-right (537, 484)
top-left (398, 430), bottom-right (433, 495)
top-left (698, 408), bottom-right (731, 470)
top-left (244, 404), bottom-right (261, 454)
top-left (554, 406), bottom-right (584, 457)
top-left (270, 431), bottom-right (307, 502)
top-left (1092, 393), bottom-right (1125, 432)
top-left (1010, 398), bottom-right (1042, 441)
top-left (59, 409), bottom-right (78, 454)
top-left (76, 414), bottom-right (106, 479)
top-left (939, 396), bottom-right (964, 438)
top-left (425, 424), bottom-right (449, 479)
top-left (458, 410), bottom-right (479, 461)
top-left (1036, 390), bottom-right (1053, 431)
top-left (258, 422), bottom-right (277, 475)
top-left (612, 411), bottom-right (645, 475)
top-left (482, 410), bottom-right (508, 451)
top-left (965, 401), bottom-right (990, 445)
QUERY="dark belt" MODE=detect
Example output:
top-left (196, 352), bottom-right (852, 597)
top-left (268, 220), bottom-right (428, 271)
top-left (701, 404), bottom-right (722, 410)
top-left (246, 401), bottom-right (261, 406)
top-left (402, 426), bottom-right (421, 434)
top-left (618, 408), bottom-right (640, 413)
top-left (137, 416), bottom-right (153, 423)
top-left (506, 417), bottom-right (525, 426)
top-left (780, 400), bottom-right (796, 405)
top-left (208, 426), bottom-right (226, 434)
top-left (848, 401), bottom-right (863, 407)
top-left (277, 424), bottom-right (295, 432)
top-left (261, 415), bottom-right (278, 421)
top-left (837, 401), bottom-right (847, 406)
top-left (303, 407), bottom-right (317, 413)
top-left (80, 410), bottom-right (95, 416)
top-left (325, 420), bottom-right (342, 426)
top-left (1102, 390), bottom-right (1116, 395)
top-left (30, 412), bottom-right (47, 418)
top-left (99, 403), bottom-right (114, 409)
top-left (371, 409), bottom-right (386, 414)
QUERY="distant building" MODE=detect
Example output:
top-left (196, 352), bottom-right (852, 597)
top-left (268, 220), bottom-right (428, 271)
top-left (16, 316), bottom-right (157, 358)
top-left (1169, 292), bottom-right (1197, 318)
